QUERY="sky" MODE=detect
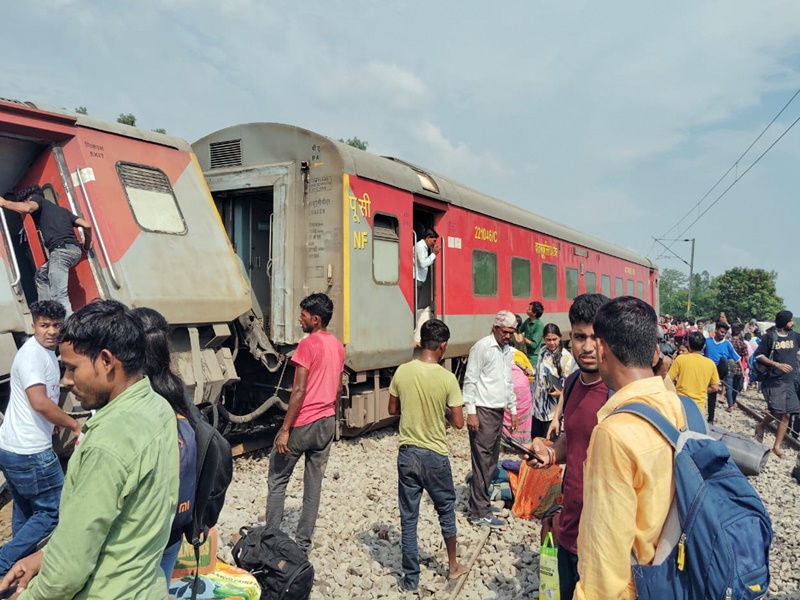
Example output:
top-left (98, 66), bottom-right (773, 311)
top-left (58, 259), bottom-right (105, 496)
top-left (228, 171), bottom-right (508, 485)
top-left (4, 0), bottom-right (800, 312)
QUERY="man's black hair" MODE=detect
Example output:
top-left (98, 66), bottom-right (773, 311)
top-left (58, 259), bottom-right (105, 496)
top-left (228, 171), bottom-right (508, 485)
top-left (300, 293), bottom-right (334, 327)
top-left (420, 318), bottom-right (450, 351)
top-left (731, 323), bottom-right (742, 337)
top-left (60, 299), bottom-right (145, 374)
top-left (744, 332), bottom-right (752, 341)
top-left (422, 228), bottom-right (439, 240)
top-left (30, 300), bottom-right (66, 322)
top-left (15, 185), bottom-right (43, 202)
top-left (715, 320), bottom-right (729, 332)
top-left (568, 293), bottom-right (609, 326)
top-left (593, 296), bottom-right (658, 368)
top-left (529, 300), bottom-right (544, 319)
top-left (687, 330), bottom-right (706, 351)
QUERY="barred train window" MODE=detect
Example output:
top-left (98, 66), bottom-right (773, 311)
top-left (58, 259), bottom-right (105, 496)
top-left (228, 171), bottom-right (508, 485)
top-left (566, 267), bottom-right (579, 300)
top-left (511, 257), bottom-right (531, 298)
top-left (638, 281), bottom-right (644, 299)
top-left (542, 263), bottom-right (558, 300)
top-left (116, 162), bottom-right (187, 234)
top-left (601, 275), bottom-right (611, 297)
top-left (585, 271), bottom-right (597, 294)
top-left (627, 279), bottom-right (634, 296)
top-left (615, 277), bottom-right (624, 298)
top-left (472, 250), bottom-right (498, 296)
top-left (372, 214), bottom-right (399, 285)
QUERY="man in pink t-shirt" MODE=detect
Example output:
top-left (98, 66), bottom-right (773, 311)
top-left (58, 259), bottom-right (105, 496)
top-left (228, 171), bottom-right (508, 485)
top-left (266, 293), bottom-right (345, 555)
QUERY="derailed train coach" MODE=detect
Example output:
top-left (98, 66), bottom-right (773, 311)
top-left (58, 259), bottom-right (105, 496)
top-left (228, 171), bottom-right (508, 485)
top-left (0, 99), bottom-right (252, 430)
top-left (192, 123), bottom-right (659, 437)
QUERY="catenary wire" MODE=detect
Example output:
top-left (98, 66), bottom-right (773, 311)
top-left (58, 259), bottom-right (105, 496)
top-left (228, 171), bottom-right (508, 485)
top-left (671, 112), bottom-right (800, 241)
top-left (653, 85), bottom-right (800, 253)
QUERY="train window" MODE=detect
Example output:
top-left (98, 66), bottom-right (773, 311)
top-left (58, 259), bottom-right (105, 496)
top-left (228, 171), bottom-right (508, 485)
top-left (542, 263), bottom-right (558, 299)
top-left (511, 257), bottom-right (531, 298)
top-left (615, 277), bottom-right (623, 297)
top-left (116, 162), bottom-right (187, 235)
top-left (638, 281), bottom-right (644, 298)
top-left (373, 214), bottom-right (400, 285)
top-left (472, 250), bottom-right (498, 296)
top-left (585, 271), bottom-right (597, 294)
top-left (41, 184), bottom-right (58, 205)
top-left (601, 275), bottom-right (611, 296)
top-left (627, 279), bottom-right (634, 296)
top-left (566, 267), bottom-right (579, 300)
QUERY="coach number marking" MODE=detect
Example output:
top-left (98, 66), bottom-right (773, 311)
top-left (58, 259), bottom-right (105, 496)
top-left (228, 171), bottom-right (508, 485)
top-left (474, 226), bottom-right (498, 243)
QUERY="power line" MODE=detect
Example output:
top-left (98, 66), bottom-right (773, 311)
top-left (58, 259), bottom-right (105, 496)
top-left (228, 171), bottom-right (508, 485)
top-left (671, 112), bottom-right (800, 241)
top-left (655, 85), bottom-right (800, 249)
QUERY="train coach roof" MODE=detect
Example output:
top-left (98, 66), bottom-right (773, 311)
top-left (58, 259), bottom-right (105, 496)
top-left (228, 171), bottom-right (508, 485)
top-left (200, 122), bottom-right (655, 268)
top-left (1, 98), bottom-right (190, 152)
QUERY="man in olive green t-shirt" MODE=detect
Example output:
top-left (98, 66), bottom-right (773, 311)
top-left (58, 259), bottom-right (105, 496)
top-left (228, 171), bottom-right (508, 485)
top-left (0, 300), bottom-right (178, 600)
top-left (388, 319), bottom-right (466, 593)
top-left (521, 301), bottom-right (545, 366)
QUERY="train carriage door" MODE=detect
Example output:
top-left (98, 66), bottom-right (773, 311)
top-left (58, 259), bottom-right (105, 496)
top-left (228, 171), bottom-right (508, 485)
top-left (10, 145), bottom-right (103, 310)
top-left (412, 204), bottom-right (446, 333)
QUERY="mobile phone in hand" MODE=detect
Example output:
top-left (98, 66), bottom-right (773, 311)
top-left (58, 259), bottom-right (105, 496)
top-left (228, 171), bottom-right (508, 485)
top-left (502, 435), bottom-right (544, 463)
top-left (0, 585), bottom-right (18, 599)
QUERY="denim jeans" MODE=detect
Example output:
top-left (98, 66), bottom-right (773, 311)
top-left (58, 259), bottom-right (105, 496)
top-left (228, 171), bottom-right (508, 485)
top-left (34, 244), bottom-right (82, 316)
top-left (160, 539), bottom-right (182, 583)
top-left (0, 448), bottom-right (64, 574)
top-left (724, 375), bottom-right (734, 408)
top-left (266, 416), bottom-right (335, 554)
top-left (397, 445), bottom-right (457, 589)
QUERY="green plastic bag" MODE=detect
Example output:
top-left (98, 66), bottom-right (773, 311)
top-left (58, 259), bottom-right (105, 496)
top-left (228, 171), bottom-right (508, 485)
top-left (539, 531), bottom-right (560, 600)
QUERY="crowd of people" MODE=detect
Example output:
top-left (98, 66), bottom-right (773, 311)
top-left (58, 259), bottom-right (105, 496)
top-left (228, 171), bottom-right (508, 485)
top-left (0, 289), bottom-right (791, 598)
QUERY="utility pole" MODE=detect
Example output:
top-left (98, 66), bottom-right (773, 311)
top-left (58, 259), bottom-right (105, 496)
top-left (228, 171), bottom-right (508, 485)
top-left (686, 238), bottom-right (695, 315)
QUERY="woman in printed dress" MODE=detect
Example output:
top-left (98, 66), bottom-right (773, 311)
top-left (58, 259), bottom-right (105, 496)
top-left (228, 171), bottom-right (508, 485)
top-left (531, 323), bottom-right (576, 439)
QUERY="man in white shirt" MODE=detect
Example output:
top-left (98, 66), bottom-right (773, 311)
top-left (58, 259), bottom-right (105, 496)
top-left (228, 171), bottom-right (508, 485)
top-left (414, 229), bottom-right (441, 305)
top-left (0, 301), bottom-right (81, 575)
top-left (413, 229), bottom-right (441, 346)
top-left (463, 310), bottom-right (518, 528)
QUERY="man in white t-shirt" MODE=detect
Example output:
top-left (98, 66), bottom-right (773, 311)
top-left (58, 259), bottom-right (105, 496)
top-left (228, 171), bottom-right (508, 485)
top-left (0, 301), bottom-right (81, 575)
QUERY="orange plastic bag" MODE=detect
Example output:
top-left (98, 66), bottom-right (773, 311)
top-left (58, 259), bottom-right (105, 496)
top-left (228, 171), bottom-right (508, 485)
top-left (512, 459), bottom-right (562, 520)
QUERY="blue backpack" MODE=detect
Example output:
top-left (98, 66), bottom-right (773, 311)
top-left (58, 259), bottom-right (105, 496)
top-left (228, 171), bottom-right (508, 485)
top-left (616, 395), bottom-right (772, 600)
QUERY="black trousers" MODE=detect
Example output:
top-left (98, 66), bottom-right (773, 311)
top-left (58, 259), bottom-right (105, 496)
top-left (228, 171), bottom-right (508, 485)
top-left (468, 406), bottom-right (504, 519)
top-left (558, 546), bottom-right (580, 600)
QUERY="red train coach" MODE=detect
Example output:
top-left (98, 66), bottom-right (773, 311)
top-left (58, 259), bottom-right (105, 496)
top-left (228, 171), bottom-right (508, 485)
top-left (193, 123), bottom-right (659, 436)
top-left (0, 99), bottom-right (251, 418)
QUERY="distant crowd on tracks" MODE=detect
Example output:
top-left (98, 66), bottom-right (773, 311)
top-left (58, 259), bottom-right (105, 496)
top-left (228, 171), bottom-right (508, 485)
top-left (0, 190), bottom-right (785, 598)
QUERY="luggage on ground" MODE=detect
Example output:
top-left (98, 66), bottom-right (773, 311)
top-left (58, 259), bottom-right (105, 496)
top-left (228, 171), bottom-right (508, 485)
top-left (232, 525), bottom-right (314, 600)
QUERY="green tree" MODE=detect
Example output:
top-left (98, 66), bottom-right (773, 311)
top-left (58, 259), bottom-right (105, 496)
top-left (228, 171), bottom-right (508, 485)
top-left (711, 267), bottom-right (784, 322)
top-left (75, 106), bottom-right (88, 115)
top-left (658, 268), bottom-right (688, 315)
top-left (688, 270), bottom-right (718, 318)
top-left (338, 136), bottom-right (368, 151)
top-left (152, 128), bottom-right (167, 134)
top-left (117, 113), bottom-right (137, 126)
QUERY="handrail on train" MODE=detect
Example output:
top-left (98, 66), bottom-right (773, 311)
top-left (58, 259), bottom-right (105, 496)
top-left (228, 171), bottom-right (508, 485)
top-left (74, 167), bottom-right (122, 289)
top-left (0, 205), bottom-right (21, 287)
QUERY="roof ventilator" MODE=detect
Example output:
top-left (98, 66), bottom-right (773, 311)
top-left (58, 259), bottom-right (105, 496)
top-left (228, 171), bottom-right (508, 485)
top-left (209, 139), bottom-right (243, 169)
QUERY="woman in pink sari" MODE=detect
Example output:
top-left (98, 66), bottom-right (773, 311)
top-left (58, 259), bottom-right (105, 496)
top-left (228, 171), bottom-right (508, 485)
top-left (504, 358), bottom-right (533, 444)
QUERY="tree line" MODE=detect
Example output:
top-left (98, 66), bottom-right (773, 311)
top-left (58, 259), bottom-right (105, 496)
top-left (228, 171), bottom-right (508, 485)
top-left (659, 266), bottom-right (784, 321)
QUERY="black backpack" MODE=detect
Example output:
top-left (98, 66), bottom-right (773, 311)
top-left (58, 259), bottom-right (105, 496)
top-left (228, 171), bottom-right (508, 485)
top-left (232, 525), bottom-right (315, 600)
top-left (184, 414), bottom-right (234, 600)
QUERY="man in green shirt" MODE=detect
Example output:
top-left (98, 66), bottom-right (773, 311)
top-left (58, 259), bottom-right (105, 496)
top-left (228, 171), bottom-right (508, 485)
top-left (388, 319), bottom-right (466, 593)
top-left (521, 301), bottom-right (545, 366)
top-left (0, 300), bottom-right (179, 600)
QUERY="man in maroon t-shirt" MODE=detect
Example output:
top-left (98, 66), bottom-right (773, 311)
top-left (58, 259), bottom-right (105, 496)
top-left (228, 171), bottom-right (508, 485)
top-left (266, 293), bottom-right (345, 556)
top-left (527, 293), bottom-right (609, 600)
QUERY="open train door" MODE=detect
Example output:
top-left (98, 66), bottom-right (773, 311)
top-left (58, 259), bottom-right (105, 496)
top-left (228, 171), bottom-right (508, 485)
top-left (412, 199), bottom-right (448, 337)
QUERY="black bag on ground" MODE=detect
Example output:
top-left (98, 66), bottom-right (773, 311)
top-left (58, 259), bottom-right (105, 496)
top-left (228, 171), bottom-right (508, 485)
top-left (232, 525), bottom-right (314, 600)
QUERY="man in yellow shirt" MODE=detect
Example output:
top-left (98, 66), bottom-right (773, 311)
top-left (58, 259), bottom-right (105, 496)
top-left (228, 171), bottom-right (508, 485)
top-left (667, 331), bottom-right (719, 414)
top-left (575, 297), bottom-right (685, 600)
